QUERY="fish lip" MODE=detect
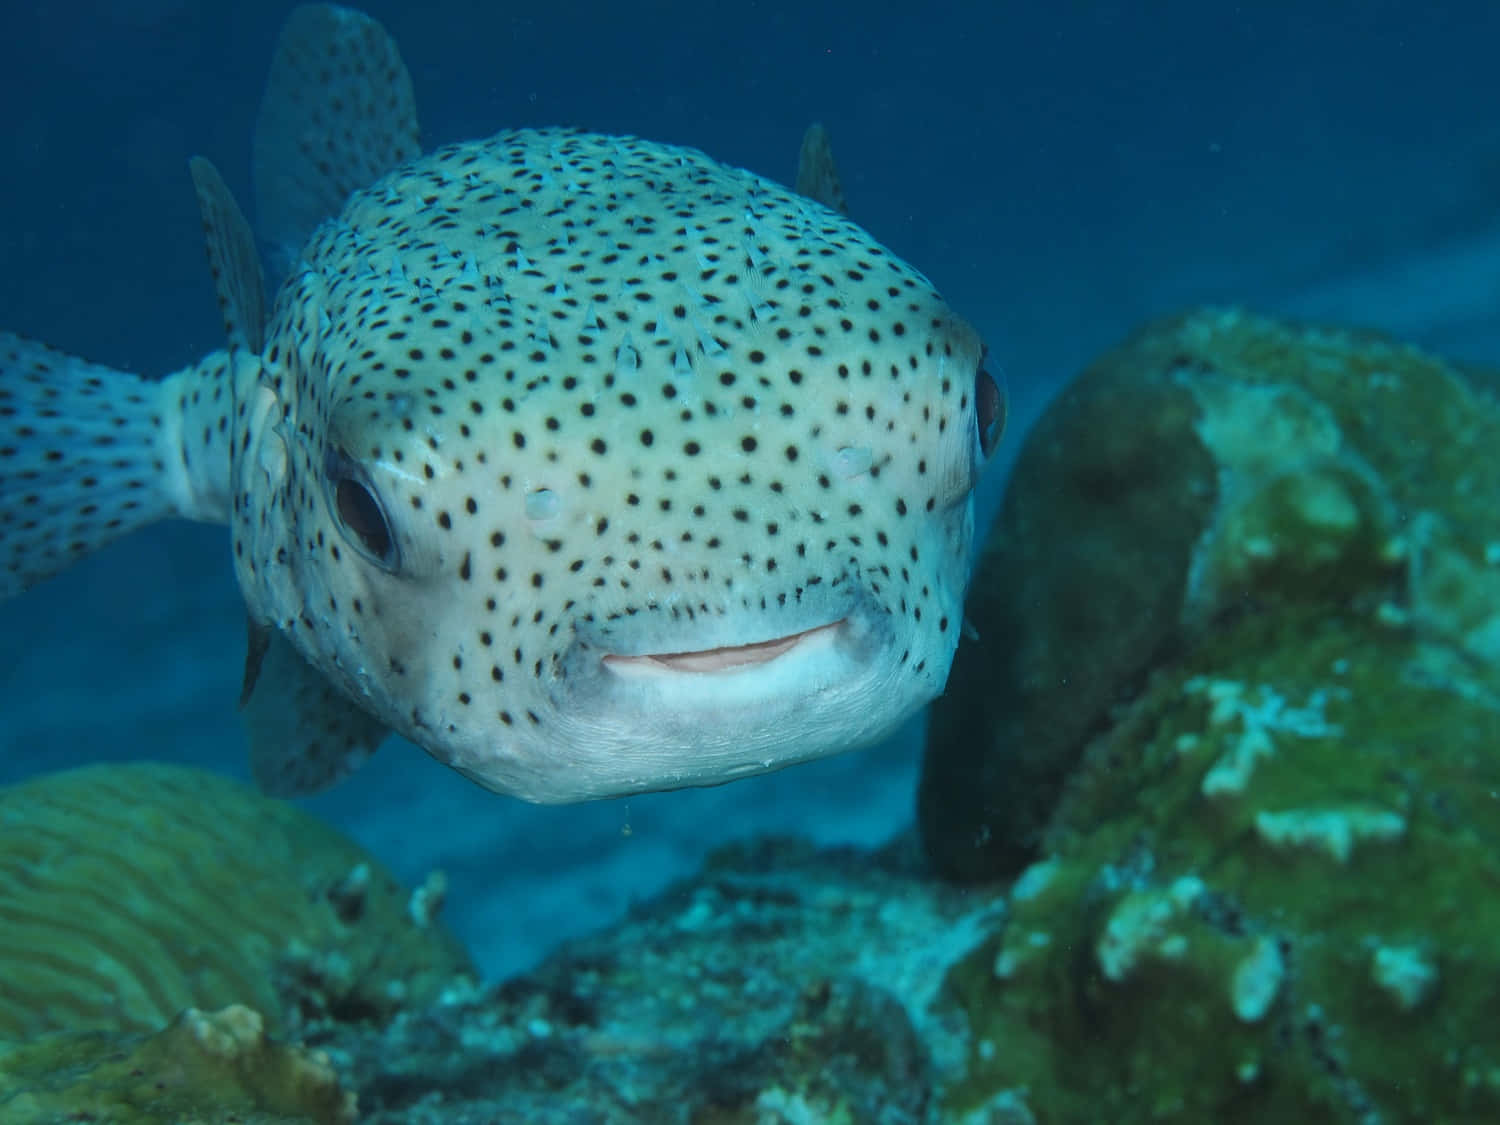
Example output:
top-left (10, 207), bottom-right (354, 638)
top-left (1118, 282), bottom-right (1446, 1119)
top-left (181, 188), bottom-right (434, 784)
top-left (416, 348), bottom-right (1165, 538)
top-left (600, 618), bottom-right (848, 677)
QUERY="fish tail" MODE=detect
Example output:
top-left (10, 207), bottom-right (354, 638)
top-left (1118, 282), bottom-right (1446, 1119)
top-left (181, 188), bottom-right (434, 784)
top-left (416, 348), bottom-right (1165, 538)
top-left (0, 335), bottom-right (232, 598)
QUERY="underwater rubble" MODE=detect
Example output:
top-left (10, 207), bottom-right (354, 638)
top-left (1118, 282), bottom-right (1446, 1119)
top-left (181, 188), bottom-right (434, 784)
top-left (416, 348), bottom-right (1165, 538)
top-left (0, 1004), bottom-right (356, 1124)
top-left (0, 830), bottom-right (996, 1124)
top-left (5, 308), bottom-right (1498, 1123)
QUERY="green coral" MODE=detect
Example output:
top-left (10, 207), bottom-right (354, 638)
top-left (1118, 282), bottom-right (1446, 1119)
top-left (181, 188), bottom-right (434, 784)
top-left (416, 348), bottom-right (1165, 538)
top-left (944, 605), bottom-right (1500, 1122)
top-left (921, 307), bottom-right (1500, 881)
top-left (931, 309), bottom-right (1500, 1122)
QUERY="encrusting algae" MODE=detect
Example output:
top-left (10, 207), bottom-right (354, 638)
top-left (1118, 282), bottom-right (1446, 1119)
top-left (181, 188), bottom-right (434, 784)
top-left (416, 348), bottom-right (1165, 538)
top-left (0, 1004), bottom-right (355, 1125)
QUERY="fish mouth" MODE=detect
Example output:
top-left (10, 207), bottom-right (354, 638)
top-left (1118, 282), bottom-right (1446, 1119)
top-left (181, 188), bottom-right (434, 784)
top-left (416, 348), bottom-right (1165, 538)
top-left (601, 619), bottom-right (847, 676)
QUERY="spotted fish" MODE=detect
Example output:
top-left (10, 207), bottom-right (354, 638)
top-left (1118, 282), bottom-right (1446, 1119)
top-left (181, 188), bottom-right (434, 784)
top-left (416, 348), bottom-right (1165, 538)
top-left (0, 4), bottom-right (1005, 803)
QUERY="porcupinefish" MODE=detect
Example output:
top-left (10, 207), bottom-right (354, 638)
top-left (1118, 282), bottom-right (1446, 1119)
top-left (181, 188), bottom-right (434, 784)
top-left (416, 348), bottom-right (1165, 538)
top-left (0, 4), bottom-right (1005, 803)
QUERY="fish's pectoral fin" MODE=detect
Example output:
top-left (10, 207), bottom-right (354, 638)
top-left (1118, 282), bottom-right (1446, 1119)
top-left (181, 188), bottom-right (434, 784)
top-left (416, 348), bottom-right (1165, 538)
top-left (794, 123), bottom-right (848, 216)
top-left (189, 156), bottom-right (268, 355)
top-left (241, 627), bottom-right (389, 797)
top-left (240, 617), bottom-right (273, 706)
top-left (253, 3), bottom-right (421, 283)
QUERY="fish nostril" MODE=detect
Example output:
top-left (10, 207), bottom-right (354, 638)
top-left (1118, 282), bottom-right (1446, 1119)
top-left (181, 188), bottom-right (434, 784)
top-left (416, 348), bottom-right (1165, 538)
top-left (831, 445), bottom-right (872, 479)
top-left (525, 488), bottom-right (561, 522)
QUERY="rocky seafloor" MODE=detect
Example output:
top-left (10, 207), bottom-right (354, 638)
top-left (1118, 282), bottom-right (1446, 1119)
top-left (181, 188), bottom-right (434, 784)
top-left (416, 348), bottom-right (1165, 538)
top-left (4, 308), bottom-right (1498, 1124)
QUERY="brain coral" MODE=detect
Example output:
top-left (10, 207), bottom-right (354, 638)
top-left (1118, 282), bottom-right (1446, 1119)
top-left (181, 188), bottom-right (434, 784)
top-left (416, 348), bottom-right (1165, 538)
top-left (0, 762), bottom-right (474, 1037)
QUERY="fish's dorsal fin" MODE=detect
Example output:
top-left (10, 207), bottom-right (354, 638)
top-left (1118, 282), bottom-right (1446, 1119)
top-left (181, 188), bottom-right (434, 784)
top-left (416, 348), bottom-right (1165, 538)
top-left (794, 122), bottom-right (848, 215)
top-left (253, 3), bottom-right (421, 277)
top-left (189, 156), bottom-right (268, 355)
top-left (242, 627), bottom-right (390, 797)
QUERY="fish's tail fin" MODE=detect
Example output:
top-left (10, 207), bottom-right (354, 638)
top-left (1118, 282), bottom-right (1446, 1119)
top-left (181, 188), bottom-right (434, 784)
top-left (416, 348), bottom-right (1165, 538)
top-left (0, 335), bottom-right (231, 598)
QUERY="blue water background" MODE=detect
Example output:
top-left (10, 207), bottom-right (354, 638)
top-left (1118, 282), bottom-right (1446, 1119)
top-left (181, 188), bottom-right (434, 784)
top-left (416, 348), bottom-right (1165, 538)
top-left (1, 0), bottom-right (1496, 977)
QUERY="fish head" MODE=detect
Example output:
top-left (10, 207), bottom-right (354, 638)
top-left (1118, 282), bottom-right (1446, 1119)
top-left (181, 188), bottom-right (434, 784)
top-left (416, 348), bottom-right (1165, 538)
top-left (234, 129), bottom-right (1005, 803)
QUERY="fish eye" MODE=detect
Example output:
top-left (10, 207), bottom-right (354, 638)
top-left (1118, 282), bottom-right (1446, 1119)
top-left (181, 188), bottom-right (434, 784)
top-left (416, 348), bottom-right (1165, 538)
top-left (325, 447), bottom-right (398, 569)
top-left (974, 362), bottom-right (1006, 461)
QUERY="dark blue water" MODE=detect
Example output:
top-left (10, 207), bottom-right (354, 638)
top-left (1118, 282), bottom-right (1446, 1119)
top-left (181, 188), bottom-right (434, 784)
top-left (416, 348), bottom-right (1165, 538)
top-left (1, 0), bottom-right (1496, 977)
